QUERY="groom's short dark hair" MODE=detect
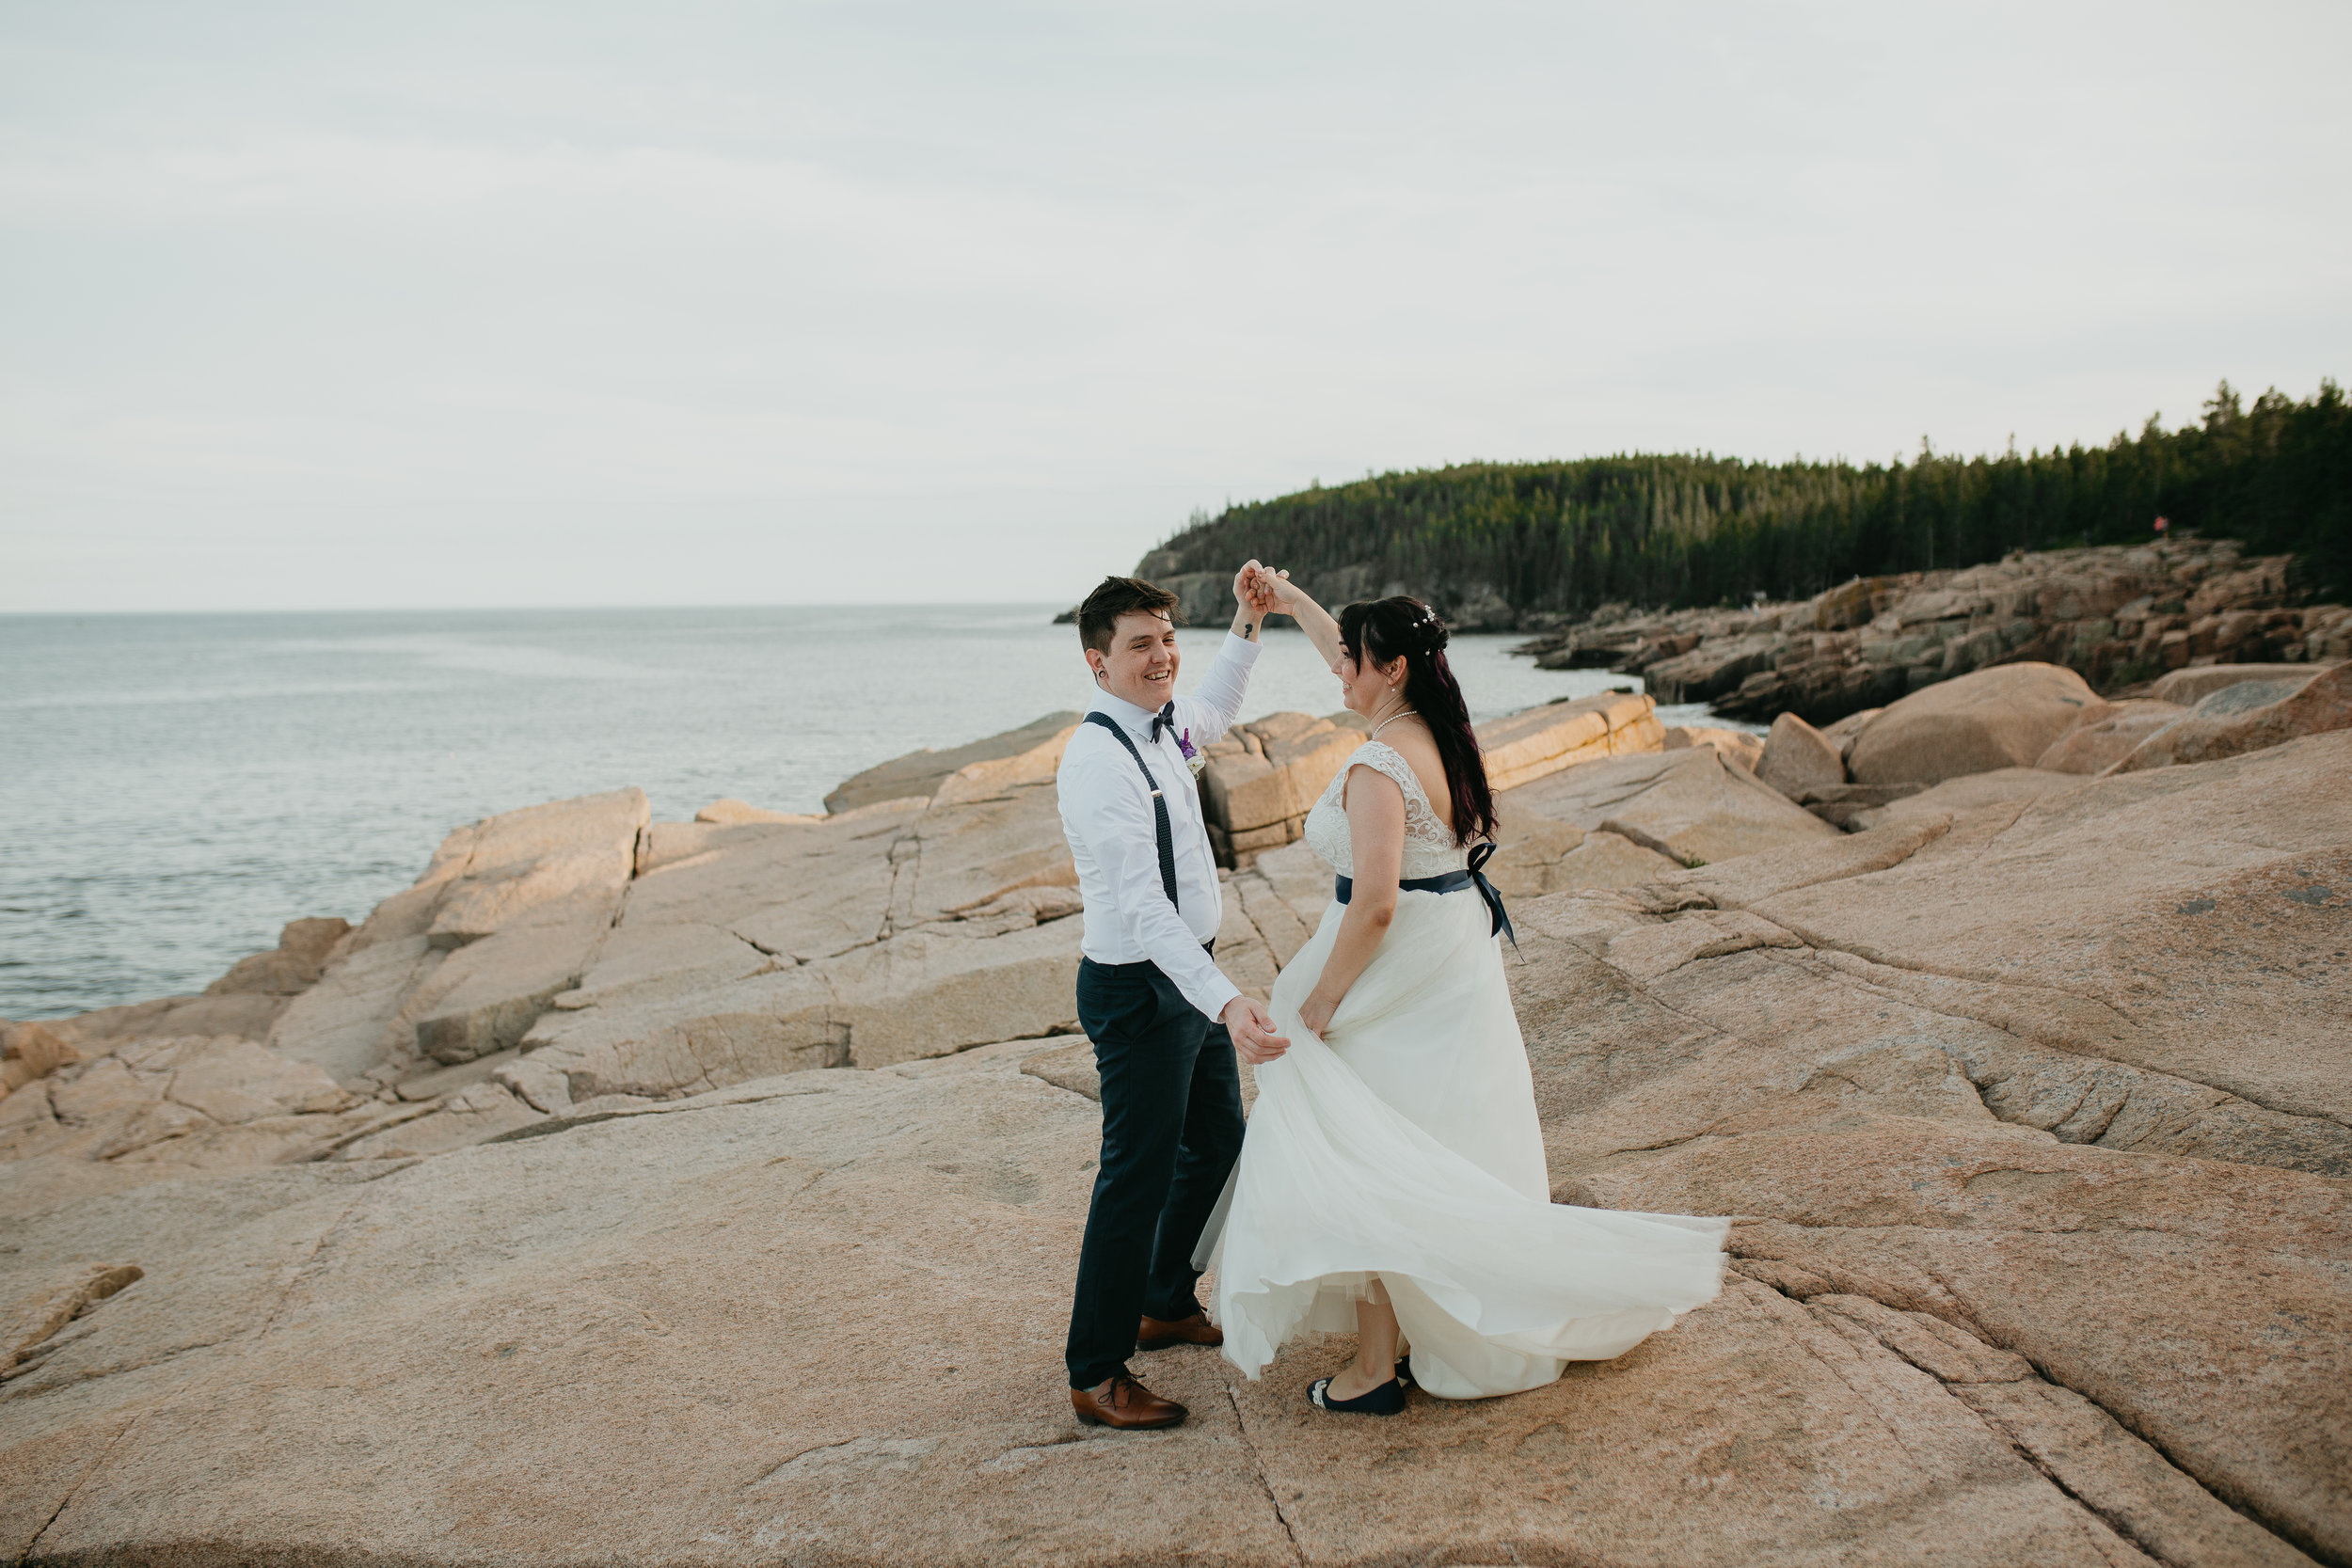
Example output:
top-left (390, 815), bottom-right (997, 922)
top-left (1078, 576), bottom-right (1183, 655)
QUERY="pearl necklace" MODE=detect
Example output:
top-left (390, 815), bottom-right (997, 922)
top-left (1369, 706), bottom-right (1420, 742)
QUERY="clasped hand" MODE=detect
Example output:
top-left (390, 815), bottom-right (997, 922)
top-left (1232, 561), bottom-right (1302, 619)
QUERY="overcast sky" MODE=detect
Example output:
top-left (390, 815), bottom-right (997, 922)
top-left (4, 2), bottom-right (2346, 612)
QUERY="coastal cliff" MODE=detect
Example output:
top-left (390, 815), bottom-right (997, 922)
top-left (2, 674), bottom-right (2347, 1565)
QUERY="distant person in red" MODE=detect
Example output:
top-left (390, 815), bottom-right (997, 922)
top-left (2154, 515), bottom-right (2169, 538)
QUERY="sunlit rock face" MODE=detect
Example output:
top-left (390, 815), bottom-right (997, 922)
top-left (3, 711), bottom-right (2345, 1567)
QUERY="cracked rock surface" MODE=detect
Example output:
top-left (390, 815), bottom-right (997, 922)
top-left (1, 725), bottom-right (2345, 1565)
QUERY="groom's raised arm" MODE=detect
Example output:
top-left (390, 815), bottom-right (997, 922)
top-left (1183, 561), bottom-right (1271, 743)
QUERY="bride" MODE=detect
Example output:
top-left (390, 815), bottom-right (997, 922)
top-left (1205, 582), bottom-right (1729, 1414)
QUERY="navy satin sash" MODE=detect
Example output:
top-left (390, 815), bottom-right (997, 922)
top-left (1333, 841), bottom-right (1517, 949)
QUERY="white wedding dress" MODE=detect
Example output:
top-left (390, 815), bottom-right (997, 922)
top-left (1206, 741), bottom-right (1728, 1399)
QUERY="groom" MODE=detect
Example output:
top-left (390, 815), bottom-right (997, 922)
top-left (1056, 564), bottom-right (1293, 1430)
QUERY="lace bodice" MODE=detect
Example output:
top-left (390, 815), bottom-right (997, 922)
top-left (1303, 741), bottom-right (1470, 880)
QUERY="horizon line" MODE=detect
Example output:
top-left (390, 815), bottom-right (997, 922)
top-left (0, 598), bottom-right (1089, 619)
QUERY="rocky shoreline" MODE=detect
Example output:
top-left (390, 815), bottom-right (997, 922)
top-left (1514, 536), bottom-right (2349, 728)
top-left (3, 650), bottom-right (2347, 1564)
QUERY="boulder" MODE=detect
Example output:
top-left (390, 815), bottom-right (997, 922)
top-left (1848, 663), bottom-right (2098, 788)
top-left (621, 800), bottom-right (922, 962)
top-left (824, 712), bottom-right (1081, 815)
top-left (10, 1034), bottom-right (376, 1183)
top-left (1201, 714), bottom-right (1361, 836)
top-left (502, 789), bottom-right (1089, 1101)
top-left (486, 768), bottom-right (1088, 1103)
top-left (2153, 666), bottom-right (2309, 710)
top-left (1640, 636), bottom-right (1777, 704)
top-left (1476, 691), bottom-right (1662, 793)
top-left (409, 916), bottom-right (612, 1065)
top-left (1820, 705), bottom-right (1882, 768)
top-left (157, 1037), bottom-right (353, 1125)
top-left (932, 721), bottom-right (1085, 808)
top-left (1200, 747), bottom-right (1281, 835)
top-left (1661, 725), bottom-right (1763, 771)
top-left (2033, 699), bottom-right (2189, 774)
top-left (513, 966), bottom-right (845, 1108)
top-left (1506, 748), bottom-right (1838, 869)
top-left (563, 921), bottom-right (774, 1008)
top-left (2112, 662), bottom-right (2352, 774)
top-left (343, 822), bottom-right (479, 954)
top-left (825, 920), bottom-right (1085, 1069)
top-left (1, 1022), bottom-right (82, 1097)
top-left (202, 917), bottom-right (352, 996)
top-left (264, 935), bottom-right (445, 1086)
top-left (1755, 712), bottom-right (1845, 800)
top-left (0, 1070), bottom-right (66, 1161)
top-left (426, 788), bottom-right (649, 949)
top-left (1812, 574), bottom-right (1901, 631)
top-left (40, 990), bottom-right (290, 1053)
top-left (881, 786), bottom-right (1077, 928)
top-left (259, 803), bottom-right (869, 1101)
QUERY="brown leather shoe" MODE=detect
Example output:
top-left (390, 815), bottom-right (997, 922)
top-left (1137, 1310), bottom-right (1224, 1352)
top-left (1072, 1374), bottom-right (1188, 1430)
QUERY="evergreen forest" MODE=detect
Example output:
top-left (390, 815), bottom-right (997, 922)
top-left (1148, 380), bottom-right (2351, 613)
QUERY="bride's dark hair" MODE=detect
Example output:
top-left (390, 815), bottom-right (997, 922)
top-left (1338, 596), bottom-right (1497, 845)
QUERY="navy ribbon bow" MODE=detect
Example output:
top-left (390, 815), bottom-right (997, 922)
top-left (1150, 702), bottom-right (1177, 744)
top-left (1466, 841), bottom-right (1518, 949)
top-left (1333, 841), bottom-right (1518, 951)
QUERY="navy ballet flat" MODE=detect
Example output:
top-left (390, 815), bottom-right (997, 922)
top-left (1308, 1374), bottom-right (1406, 1416)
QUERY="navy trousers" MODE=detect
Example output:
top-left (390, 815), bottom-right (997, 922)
top-left (1063, 955), bottom-right (1247, 1390)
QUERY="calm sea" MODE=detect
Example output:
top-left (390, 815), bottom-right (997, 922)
top-left (0, 606), bottom-right (1725, 1020)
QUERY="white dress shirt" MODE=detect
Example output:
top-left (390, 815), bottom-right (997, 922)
top-left (1057, 631), bottom-right (1263, 1022)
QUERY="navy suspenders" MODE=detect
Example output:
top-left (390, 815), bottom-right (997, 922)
top-left (1084, 711), bottom-right (1181, 909)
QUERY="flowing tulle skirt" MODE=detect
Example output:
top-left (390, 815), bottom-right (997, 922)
top-left (1206, 886), bottom-right (1728, 1400)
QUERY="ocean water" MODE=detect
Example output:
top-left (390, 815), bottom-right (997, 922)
top-left (0, 606), bottom-right (1727, 1020)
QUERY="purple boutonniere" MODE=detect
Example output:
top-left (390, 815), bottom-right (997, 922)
top-left (1178, 728), bottom-right (1205, 777)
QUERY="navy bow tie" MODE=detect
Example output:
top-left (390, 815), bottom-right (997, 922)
top-left (1150, 702), bottom-right (1176, 743)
